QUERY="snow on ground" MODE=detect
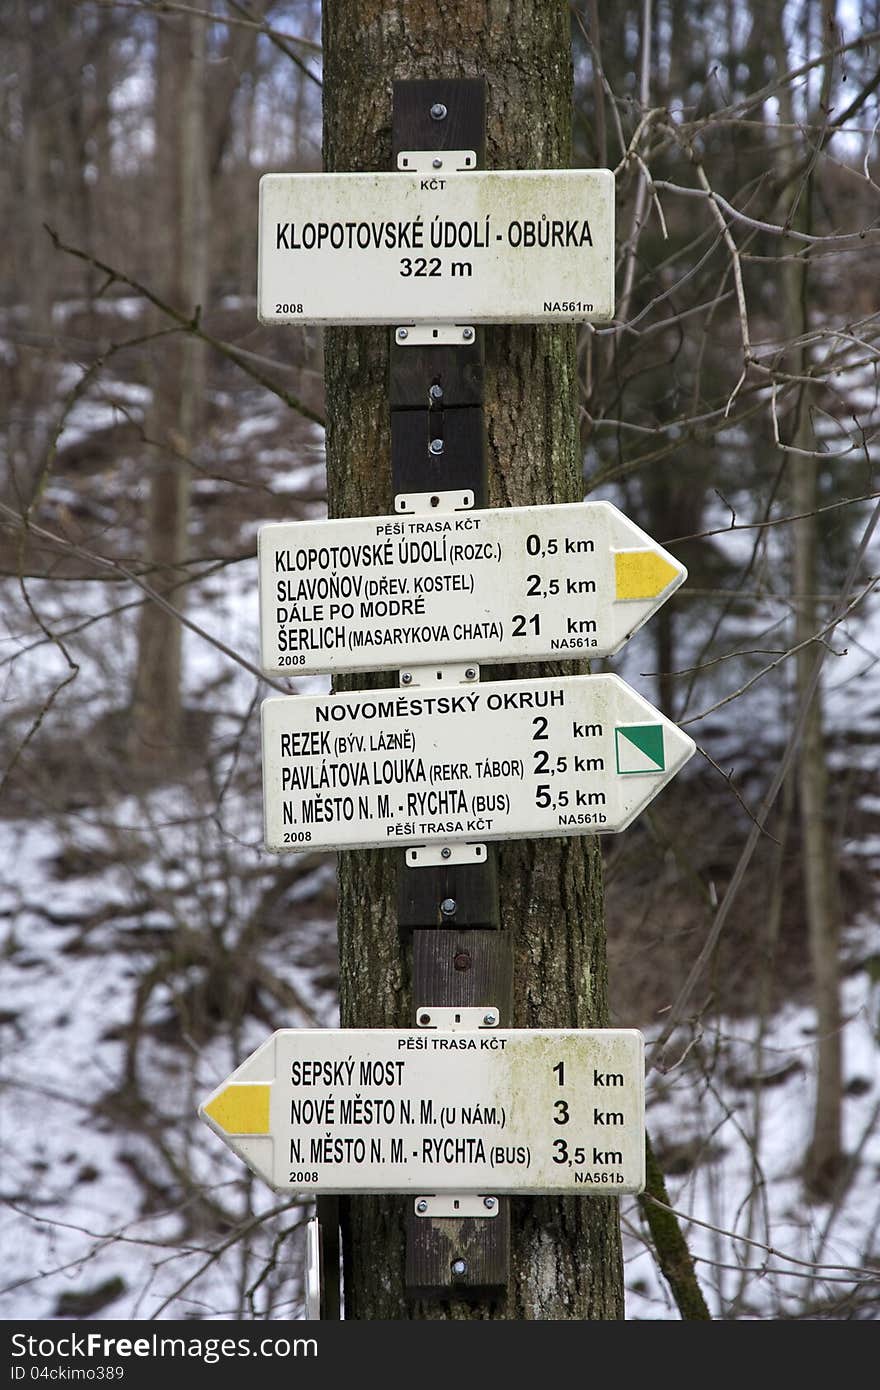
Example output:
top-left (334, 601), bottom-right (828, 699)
top-left (1, 388), bottom-right (878, 1320)
top-left (626, 951), bottom-right (880, 1319)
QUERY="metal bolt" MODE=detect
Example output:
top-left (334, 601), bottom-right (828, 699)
top-left (483, 1012), bottom-right (496, 1026)
top-left (401, 671), bottom-right (412, 685)
top-left (432, 157), bottom-right (443, 169)
top-left (416, 1199), bottom-right (428, 1213)
top-left (461, 327), bottom-right (474, 341)
top-left (429, 437), bottom-right (444, 455)
top-left (440, 897), bottom-right (456, 916)
top-left (464, 667), bottom-right (477, 681)
top-left (453, 950), bottom-right (471, 971)
top-left (429, 383), bottom-right (444, 402)
top-left (451, 1258), bottom-right (468, 1277)
top-left (440, 847), bottom-right (452, 860)
top-left (483, 1197), bottom-right (496, 1210)
top-left (397, 327), bottom-right (408, 340)
top-left (430, 103), bottom-right (448, 121)
top-left (419, 1012), bottom-right (431, 1025)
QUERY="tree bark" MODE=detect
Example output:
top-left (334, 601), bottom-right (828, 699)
top-left (639, 1133), bottom-right (711, 1319)
top-left (323, 0), bottom-right (624, 1319)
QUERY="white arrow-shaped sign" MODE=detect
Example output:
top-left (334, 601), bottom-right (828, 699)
top-left (259, 500), bottom-right (686, 676)
top-left (200, 1028), bottom-right (645, 1195)
top-left (261, 672), bottom-right (695, 853)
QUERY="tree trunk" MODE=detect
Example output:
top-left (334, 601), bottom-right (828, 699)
top-left (322, 0), bottom-right (623, 1319)
top-left (776, 1), bottom-right (843, 1197)
top-left (4, 0), bottom-right (54, 517)
top-left (790, 379), bottom-right (842, 1195)
top-left (128, 15), bottom-right (207, 765)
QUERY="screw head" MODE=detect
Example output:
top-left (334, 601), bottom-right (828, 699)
top-left (428, 437), bottom-right (444, 455)
top-left (430, 103), bottom-right (448, 121)
top-left (464, 666), bottom-right (477, 681)
top-left (416, 1199), bottom-right (428, 1213)
top-left (440, 847), bottom-right (452, 860)
top-left (483, 1012), bottom-right (497, 1026)
top-left (418, 1012), bottom-right (431, 1026)
top-left (397, 327), bottom-right (408, 340)
top-left (451, 1258), bottom-right (468, 1277)
top-left (429, 383), bottom-right (444, 401)
top-left (453, 951), bottom-right (471, 971)
top-left (432, 157), bottom-right (443, 169)
top-left (440, 897), bottom-right (456, 915)
top-left (483, 1197), bottom-right (496, 1210)
top-left (400, 671), bottom-right (412, 685)
top-left (461, 327), bottom-right (474, 341)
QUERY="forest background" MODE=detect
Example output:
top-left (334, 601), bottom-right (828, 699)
top-left (0, 0), bottom-right (878, 1321)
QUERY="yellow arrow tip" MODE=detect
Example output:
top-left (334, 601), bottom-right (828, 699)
top-left (615, 550), bottom-right (682, 601)
top-left (202, 1084), bottom-right (270, 1135)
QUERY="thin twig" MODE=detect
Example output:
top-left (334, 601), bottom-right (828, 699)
top-left (45, 226), bottom-right (326, 429)
top-left (0, 503), bottom-right (289, 694)
top-left (648, 495), bottom-right (880, 1074)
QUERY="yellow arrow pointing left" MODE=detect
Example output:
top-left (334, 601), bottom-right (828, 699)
top-left (203, 1084), bottom-right (270, 1135)
top-left (615, 550), bottom-right (682, 601)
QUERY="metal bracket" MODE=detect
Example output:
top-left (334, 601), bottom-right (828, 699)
top-left (304, 1216), bottom-right (321, 1320)
top-left (399, 663), bottom-right (479, 688)
top-left (395, 79), bottom-right (506, 1302)
top-left (397, 150), bottom-right (477, 172)
top-left (405, 843), bottom-right (486, 869)
top-left (414, 1002), bottom-right (500, 1238)
top-left (394, 488), bottom-right (474, 514)
top-left (395, 324), bottom-right (475, 346)
top-left (415, 1005), bottom-right (498, 1029)
top-left (414, 1195), bottom-right (499, 1218)
top-left (398, 618), bottom-right (484, 872)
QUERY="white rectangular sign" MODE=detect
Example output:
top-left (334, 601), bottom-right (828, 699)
top-left (261, 672), bottom-right (695, 852)
top-left (200, 1028), bottom-right (645, 1195)
top-left (259, 501), bottom-right (685, 676)
top-left (258, 169), bottom-right (614, 324)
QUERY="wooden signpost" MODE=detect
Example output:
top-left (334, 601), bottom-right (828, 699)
top-left (200, 78), bottom-right (693, 1313)
top-left (392, 79), bottom-right (507, 1298)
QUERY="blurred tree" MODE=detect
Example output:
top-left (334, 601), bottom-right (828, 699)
top-left (128, 3), bottom-right (272, 765)
top-left (127, 10), bottom-right (207, 763)
top-left (2, 0), bottom-right (121, 517)
top-left (775, 0), bottom-right (845, 1197)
